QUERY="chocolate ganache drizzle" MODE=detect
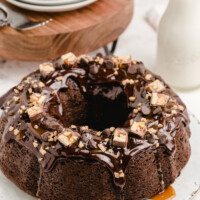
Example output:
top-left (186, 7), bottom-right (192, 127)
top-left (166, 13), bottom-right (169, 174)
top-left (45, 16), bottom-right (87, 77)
top-left (0, 53), bottom-right (190, 190)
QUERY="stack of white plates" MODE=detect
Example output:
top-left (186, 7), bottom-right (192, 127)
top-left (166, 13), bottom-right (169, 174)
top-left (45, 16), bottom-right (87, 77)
top-left (6, 0), bottom-right (97, 12)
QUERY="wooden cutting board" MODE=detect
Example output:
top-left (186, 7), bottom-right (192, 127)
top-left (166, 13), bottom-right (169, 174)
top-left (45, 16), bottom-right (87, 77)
top-left (0, 0), bottom-right (133, 61)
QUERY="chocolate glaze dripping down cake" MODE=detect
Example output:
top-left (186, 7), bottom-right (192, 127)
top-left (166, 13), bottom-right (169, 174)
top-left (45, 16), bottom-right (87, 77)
top-left (0, 53), bottom-right (191, 199)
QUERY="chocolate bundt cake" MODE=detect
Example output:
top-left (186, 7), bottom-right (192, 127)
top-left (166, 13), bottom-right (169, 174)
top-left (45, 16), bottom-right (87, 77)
top-left (0, 53), bottom-right (191, 200)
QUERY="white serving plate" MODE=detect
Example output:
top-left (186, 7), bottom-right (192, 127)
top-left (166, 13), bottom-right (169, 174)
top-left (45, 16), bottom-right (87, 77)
top-left (0, 113), bottom-right (200, 200)
top-left (6, 0), bottom-right (97, 12)
top-left (17, 0), bottom-right (85, 6)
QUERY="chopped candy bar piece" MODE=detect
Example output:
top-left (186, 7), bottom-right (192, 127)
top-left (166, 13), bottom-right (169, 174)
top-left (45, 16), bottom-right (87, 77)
top-left (146, 80), bottom-right (165, 93)
top-left (130, 121), bottom-right (147, 138)
top-left (27, 106), bottom-right (45, 121)
top-left (39, 63), bottom-right (55, 78)
top-left (151, 93), bottom-right (169, 107)
top-left (61, 52), bottom-right (77, 66)
top-left (58, 129), bottom-right (81, 147)
top-left (113, 128), bottom-right (128, 148)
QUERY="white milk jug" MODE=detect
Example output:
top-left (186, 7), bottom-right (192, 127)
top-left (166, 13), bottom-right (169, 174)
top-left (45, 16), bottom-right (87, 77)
top-left (155, 0), bottom-right (200, 89)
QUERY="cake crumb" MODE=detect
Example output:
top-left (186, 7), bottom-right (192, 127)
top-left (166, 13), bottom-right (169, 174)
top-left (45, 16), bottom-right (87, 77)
top-left (81, 126), bottom-right (89, 131)
top-left (9, 126), bottom-right (14, 132)
top-left (130, 119), bottom-right (134, 126)
top-left (51, 90), bottom-right (56, 95)
top-left (122, 79), bottom-right (134, 86)
top-left (132, 59), bottom-right (137, 65)
top-left (39, 82), bottom-right (45, 88)
top-left (129, 96), bottom-right (136, 102)
top-left (13, 96), bottom-right (20, 102)
top-left (33, 84), bottom-right (38, 89)
top-left (45, 146), bottom-right (50, 150)
top-left (14, 89), bottom-right (19, 94)
top-left (98, 144), bottom-right (106, 152)
top-left (114, 171), bottom-right (125, 179)
top-left (171, 110), bottom-right (177, 114)
top-left (21, 105), bottom-right (26, 110)
top-left (138, 103), bottom-right (142, 107)
top-left (154, 135), bottom-right (159, 140)
top-left (169, 99), bottom-right (176, 103)
top-left (13, 129), bottom-right (19, 135)
top-left (78, 141), bottom-right (84, 149)
top-left (40, 147), bottom-right (47, 155)
top-left (33, 140), bottom-right (38, 148)
top-left (145, 74), bottom-right (152, 81)
top-left (34, 125), bottom-right (39, 129)
top-left (108, 149), bottom-right (114, 153)
top-left (96, 131), bottom-right (102, 136)
top-left (28, 88), bottom-right (33, 94)
top-left (56, 76), bottom-right (63, 82)
top-left (71, 125), bottom-right (77, 129)
top-left (17, 85), bottom-right (24, 91)
top-left (141, 118), bottom-right (147, 123)
top-left (104, 138), bottom-right (109, 142)
top-left (133, 109), bottom-right (138, 114)
top-left (114, 70), bottom-right (118, 75)
top-left (7, 100), bottom-right (13, 106)
top-left (110, 127), bottom-right (115, 132)
top-left (18, 109), bottom-right (23, 114)
top-left (155, 143), bottom-right (160, 148)
top-left (148, 128), bottom-right (157, 134)
top-left (178, 105), bottom-right (184, 111)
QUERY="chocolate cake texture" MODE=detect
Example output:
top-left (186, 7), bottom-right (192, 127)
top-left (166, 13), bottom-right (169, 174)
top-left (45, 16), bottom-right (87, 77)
top-left (0, 53), bottom-right (191, 200)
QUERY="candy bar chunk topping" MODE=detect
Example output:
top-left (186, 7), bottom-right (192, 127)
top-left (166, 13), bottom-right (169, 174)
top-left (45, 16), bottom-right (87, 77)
top-left (178, 105), bottom-right (184, 111)
top-left (117, 56), bottom-right (132, 68)
top-left (98, 143), bottom-right (106, 152)
top-left (27, 93), bottom-right (47, 121)
top-left (113, 128), bottom-right (128, 148)
top-left (30, 93), bottom-right (47, 106)
top-left (150, 93), bottom-right (169, 107)
top-left (61, 52), bottom-right (77, 66)
top-left (39, 63), bottom-right (55, 78)
top-left (27, 106), bottom-right (45, 121)
top-left (146, 80), bottom-right (165, 93)
top-left (114, 171), bottom-right (125, 178)
top-left (130, 121), bottom-right (147, 138)
top-left (58, 129), bottom-right (81, 147)
top-left (145, 74), bottom-right (152, 81)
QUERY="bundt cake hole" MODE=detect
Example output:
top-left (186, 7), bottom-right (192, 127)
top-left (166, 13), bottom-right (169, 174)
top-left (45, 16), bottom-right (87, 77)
top-left (60, 79), bottom-right (130, 131)
top-left (86, 83), bottom-right (130, 131)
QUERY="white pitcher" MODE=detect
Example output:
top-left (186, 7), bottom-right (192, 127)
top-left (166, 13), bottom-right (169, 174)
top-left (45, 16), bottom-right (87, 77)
top-left (155, 0), bottom-right (200, 89)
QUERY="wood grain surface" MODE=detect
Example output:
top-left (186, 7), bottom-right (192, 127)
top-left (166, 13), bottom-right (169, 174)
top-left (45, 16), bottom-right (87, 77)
top-left (0, 0), bottom-right (134, 61)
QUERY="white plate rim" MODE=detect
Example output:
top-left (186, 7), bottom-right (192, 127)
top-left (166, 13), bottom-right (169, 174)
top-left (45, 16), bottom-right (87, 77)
top-left (6, 0), bottom-right (97, 12)
top-left (17, 0), bottom-right (86, 6)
